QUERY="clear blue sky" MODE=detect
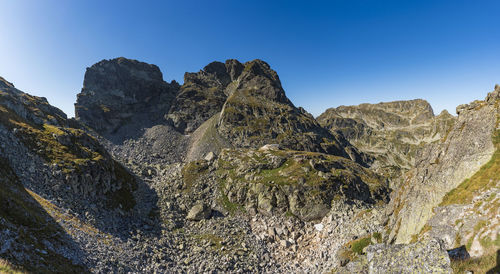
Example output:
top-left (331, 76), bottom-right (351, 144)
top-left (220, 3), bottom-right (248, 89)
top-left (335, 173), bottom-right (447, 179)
top-left (0, 0), bottom-right (499, 117)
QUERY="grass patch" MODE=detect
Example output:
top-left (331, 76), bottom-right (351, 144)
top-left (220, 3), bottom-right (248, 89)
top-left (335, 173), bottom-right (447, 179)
top-left (218, 191), bottom-right (244, 215)
top-left (441, 129), bottom-right (500, 206)
top-left (340, 234), bottom-right (376, 262)
top-left (411, 224), bottom-right (432, 243)
top-left (193, 234), bottom-right (224, 250)
top-left (351, 235), bottom-right (372, 255)
top-left (451, 250), bottom-right (499, 274)
top-left (181, 160), bottom-right (208, 192)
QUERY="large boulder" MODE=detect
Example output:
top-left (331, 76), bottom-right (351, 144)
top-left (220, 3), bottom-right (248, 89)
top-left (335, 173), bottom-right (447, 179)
top-left (186, 202), bottom-right (212, 221)
top-left (343, 239), bottom-right (452, 273)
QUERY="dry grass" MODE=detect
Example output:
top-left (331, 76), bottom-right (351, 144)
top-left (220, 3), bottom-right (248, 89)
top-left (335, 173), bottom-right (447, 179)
top-left (451, 248), bottom-right (499, 274)
top-left (0, 259), bottom-right (25, 274)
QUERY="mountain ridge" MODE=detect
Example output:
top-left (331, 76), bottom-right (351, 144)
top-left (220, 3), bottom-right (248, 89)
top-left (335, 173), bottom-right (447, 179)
top-left (0, 57), bottom-right (498, 273)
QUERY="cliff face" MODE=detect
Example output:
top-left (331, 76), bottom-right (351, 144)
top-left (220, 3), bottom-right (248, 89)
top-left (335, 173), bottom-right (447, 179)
top-left (75, 57), bottom-right (179, 139)
top-left (318, 99), bottom-right (456, 181)
top-left (165, 60), bottom-right (243, 134)
top-left (387, 86), bottom-right (500, 245)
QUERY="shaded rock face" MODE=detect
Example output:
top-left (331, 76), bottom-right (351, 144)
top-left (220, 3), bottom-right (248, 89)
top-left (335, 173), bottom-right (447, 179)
top-left (0, 156), bottom-right (87, 273)
top-left (75, 57), bottom-right (179, 139)
top-left (0, 79), bottom-right (137, 212)
top-left (387, 86), bottom-right (500, 244)
top-left (344, 239), bottom-right (452, 273)
top-left (166, 60), bottom-right (243, 134)
top-left (318, 99), bottom-right (456, 181)
top-left (216, 148), bottom-right (389, 221)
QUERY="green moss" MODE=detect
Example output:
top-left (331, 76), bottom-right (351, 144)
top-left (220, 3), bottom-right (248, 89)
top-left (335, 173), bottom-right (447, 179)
top-left (339, 234), bottom-right (375, 262)
top-left (0, 259), bottom-right (25, 274)
top-left (372, 232), bottom-right (382, 243)
top-left (181, 160), bottom-right (208, 192)
top-left (100, 105), bottom-right (111, 112)
top-left (351, 235), bottom-right (372, 255)
top-left (218, 191), bottom-right (244, 215)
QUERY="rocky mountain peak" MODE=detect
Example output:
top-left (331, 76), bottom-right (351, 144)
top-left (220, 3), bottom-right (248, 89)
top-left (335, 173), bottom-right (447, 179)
top-left (224, 59), bottom-right (244, 81)
top-left (82, 57), bottom-right (165, 91)
top-left (234, 59), bottom-right (291, 104)
top-left (75, 57), bottom-right (178, 139)
top-left (486, 83), bottom-right (500, 103)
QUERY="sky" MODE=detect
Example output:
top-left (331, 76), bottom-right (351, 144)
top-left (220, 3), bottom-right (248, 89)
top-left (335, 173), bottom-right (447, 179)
top-left (0, 0), bottom-right (499, 117)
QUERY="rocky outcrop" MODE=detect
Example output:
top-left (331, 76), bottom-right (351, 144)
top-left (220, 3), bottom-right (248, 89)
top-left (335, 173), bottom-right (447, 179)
top-left (75, 58), bottom-right (368, 165)
top-left (387, 85), bottom-right (500, 244)
top-left (318, 99), bottom-right (456, 181)
top-left (216, 147), bottom-right (389, 221)
top-left (75, 57), bottom-right (179, 139)
top-left (166, 60), bottom-right (243, 133)
top-left (342, 239), bottom-right (452, 273)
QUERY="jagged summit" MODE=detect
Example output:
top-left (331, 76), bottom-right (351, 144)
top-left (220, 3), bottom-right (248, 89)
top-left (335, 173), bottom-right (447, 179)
top-left (75, 57), bottom-right (367, 164)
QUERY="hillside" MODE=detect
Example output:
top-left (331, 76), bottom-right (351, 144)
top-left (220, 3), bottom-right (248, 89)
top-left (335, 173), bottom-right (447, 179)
top-left (0, 59), bottom-right (498, 273)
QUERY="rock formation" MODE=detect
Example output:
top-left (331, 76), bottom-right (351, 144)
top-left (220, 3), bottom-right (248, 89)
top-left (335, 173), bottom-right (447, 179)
top-left (318, 99), bottom-right (456, 181)
top-left (216, 147), bottom-right (388, 221)
top-left (217, 60), bottom-right (366, 163)
top-left (166, 60), bottom-right (242, 134)
top-left (387, 85), bottom-right (500, 246)
top-left (75, 57), bottom-right (179, 140)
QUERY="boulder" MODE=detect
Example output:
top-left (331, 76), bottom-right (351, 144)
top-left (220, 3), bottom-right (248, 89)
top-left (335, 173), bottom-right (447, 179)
top-left (345, 239), bottom-right (452, 273)
top-left (186, 203), bottom-right (212, 221)
top-left (204, 151), bottom-right (216, 161)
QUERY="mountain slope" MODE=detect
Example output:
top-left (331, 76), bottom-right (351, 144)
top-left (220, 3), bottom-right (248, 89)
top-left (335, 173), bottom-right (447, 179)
top-left (387, 85), bottom-right (500, 246)
top-left (318, 99), bottom-right (456, 181)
